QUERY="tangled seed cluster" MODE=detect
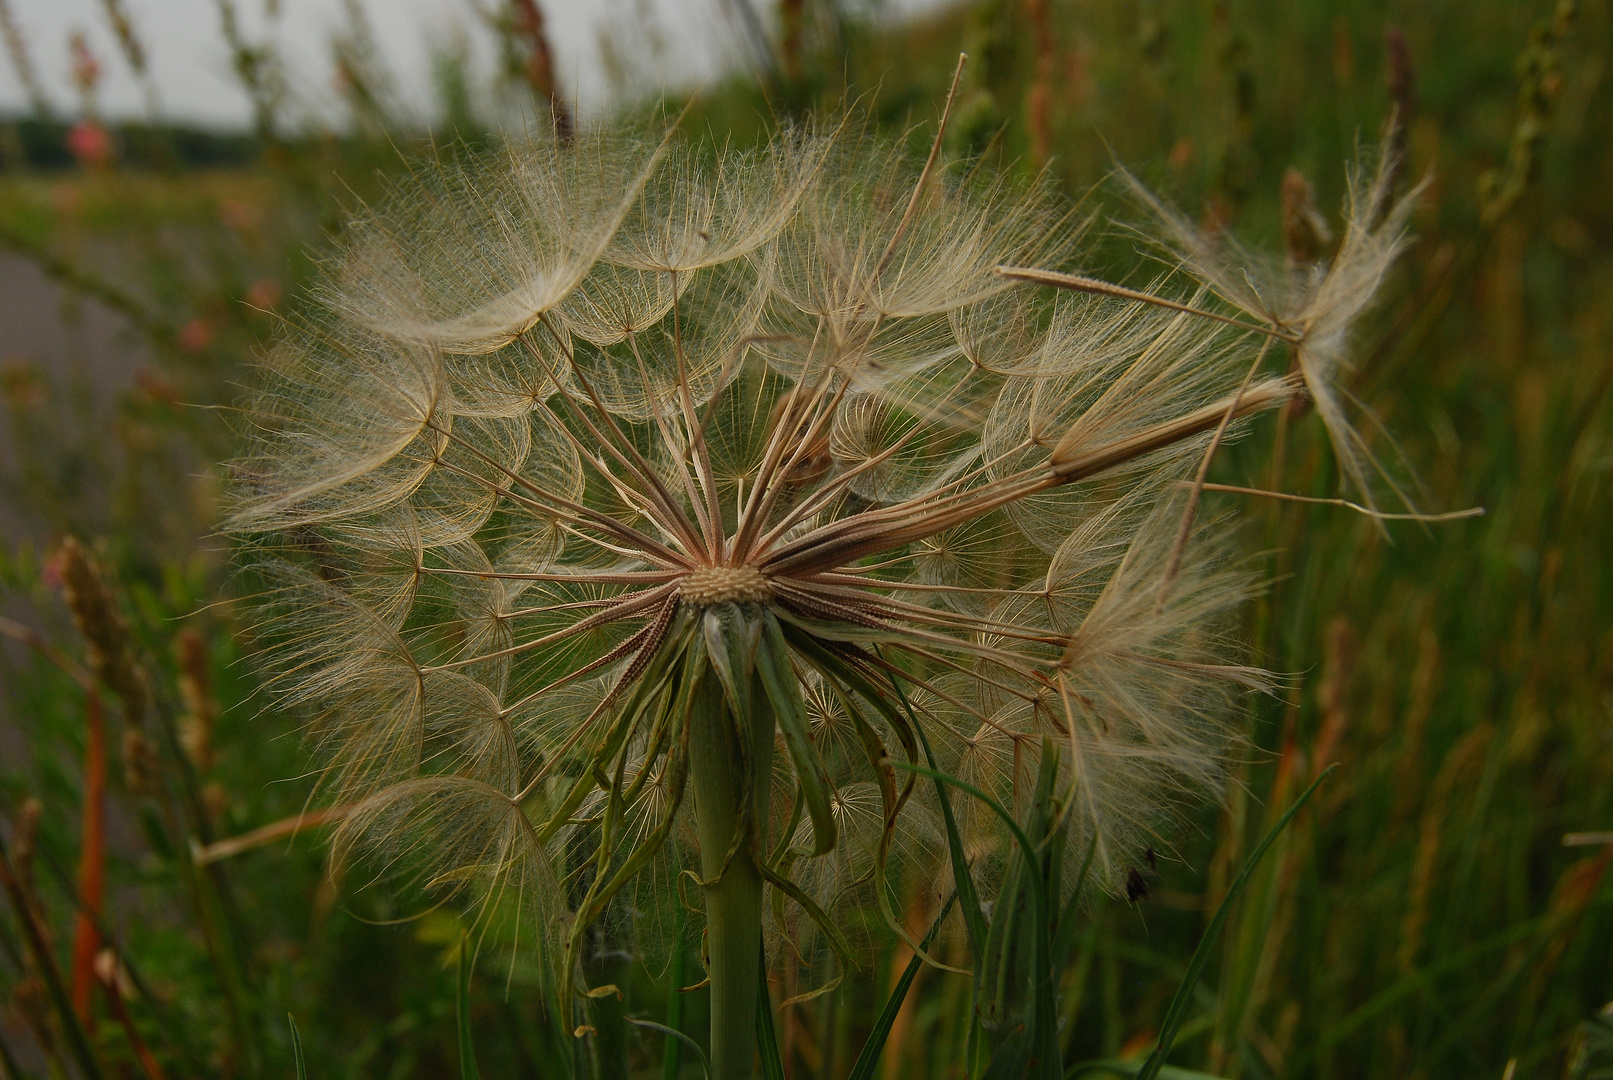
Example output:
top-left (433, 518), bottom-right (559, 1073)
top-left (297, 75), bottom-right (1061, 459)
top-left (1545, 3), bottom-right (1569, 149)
top-left (226, 116), bottom-right (1414, 982)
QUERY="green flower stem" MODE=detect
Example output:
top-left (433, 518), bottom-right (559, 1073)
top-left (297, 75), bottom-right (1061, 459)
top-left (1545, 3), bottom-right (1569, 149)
top-left (688, 673), bottom-right (776, 1080)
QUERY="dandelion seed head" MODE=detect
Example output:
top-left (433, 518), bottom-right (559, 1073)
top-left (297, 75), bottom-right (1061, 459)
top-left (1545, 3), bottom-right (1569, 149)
top-left (226, 117), bottom-right (1411, 992)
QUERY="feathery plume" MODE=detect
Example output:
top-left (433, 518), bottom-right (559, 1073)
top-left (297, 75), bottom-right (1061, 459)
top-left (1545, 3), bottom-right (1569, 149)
top-left (1111, 147), bottom-right (1428, 512)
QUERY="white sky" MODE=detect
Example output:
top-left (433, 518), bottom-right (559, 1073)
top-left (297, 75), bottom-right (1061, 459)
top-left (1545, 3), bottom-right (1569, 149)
top-left (0, 0), bottom-right (946, 128)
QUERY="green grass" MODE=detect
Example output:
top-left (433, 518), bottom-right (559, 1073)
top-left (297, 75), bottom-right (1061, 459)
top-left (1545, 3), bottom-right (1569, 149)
top-left (1, 0), bottom-right (1610, 1077)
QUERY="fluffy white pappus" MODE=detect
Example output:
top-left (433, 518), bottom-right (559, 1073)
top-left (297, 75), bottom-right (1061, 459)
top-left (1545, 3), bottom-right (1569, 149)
top-left (224, 118), bottom-right (1413, 990)
top-left (1120, 143), bottom-right (1428, 512)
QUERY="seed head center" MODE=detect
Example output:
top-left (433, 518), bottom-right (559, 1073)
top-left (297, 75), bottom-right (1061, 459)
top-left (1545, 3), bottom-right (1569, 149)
top-left (678, 564), bottom-right (774, 607)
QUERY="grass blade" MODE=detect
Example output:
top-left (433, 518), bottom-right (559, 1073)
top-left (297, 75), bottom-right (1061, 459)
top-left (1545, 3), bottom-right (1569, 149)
top-left (912, 746), bottom-right (989, 963)
top-left (457, 931), bottom-right (481, 1080)
top-left (1316, 915), bottom-right (1542, 1051)
top-left (1027, 743), bottom-right (1063, 1080)
top-left (755, 940), bottom-right (785, 1080)
top-left (288, 1014), bottom-right (307, 1080)
top-left (887, 765), bottom-right (1041, 901)
top-left (846, 892), bottom-right (960, 1080)
top-left (0, 834), bottom-right (106, 1080)
top-left (1132, 765), bottom-right (1337, 1080)
top-left (787, 631), bottom-right (991, 966)
top-left (874, 657), bottom-right (988, 961)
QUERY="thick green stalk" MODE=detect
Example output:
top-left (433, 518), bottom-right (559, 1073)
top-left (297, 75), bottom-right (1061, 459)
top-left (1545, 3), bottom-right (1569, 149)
top-left (688, 672), bottom-right (775, 1080)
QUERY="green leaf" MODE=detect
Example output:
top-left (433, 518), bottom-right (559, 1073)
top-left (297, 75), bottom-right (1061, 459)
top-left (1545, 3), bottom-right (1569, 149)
top-left (753, 859), bottom-right (856, 992)
top-left (846, 892), bottom-right (959, 1080)
top-left (757, 609), bottom-right (835, 855)
top-left (755, 940), bottom-right (786, 1080)
top-left (983, 1034), bottom-right (1031, 1080)
top-left (289, 1014), bottom-right (308, 1080)
top-left (457, 931), bottom-right (481, 1080)
top-left (1132, 765), bottom-right (1337, 1080)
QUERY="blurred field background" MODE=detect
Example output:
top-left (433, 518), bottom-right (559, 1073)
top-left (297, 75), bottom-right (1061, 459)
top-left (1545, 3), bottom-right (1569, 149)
top-left (0, 0), bottom-right (1610, 1078)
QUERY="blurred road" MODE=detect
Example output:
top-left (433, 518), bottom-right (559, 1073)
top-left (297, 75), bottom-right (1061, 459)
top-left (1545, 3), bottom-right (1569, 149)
top-left (0, 252), bottom-right (144, 544)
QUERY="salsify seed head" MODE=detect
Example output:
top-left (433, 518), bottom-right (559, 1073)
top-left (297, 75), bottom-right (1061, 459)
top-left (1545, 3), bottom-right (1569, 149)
top-left (225, 116), bottom-right (1409, 990)
top-left (1118, 141), bottom-right (1428, 513)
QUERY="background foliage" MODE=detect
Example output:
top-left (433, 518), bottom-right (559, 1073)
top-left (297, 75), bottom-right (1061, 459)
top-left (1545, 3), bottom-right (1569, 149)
top-left (0, 0), bottom-right (1609, 1077)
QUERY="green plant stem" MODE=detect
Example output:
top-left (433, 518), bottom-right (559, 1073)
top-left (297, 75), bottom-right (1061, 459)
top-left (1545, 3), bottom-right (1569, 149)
top-left (688, 673), bottom-right (775, 1080)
